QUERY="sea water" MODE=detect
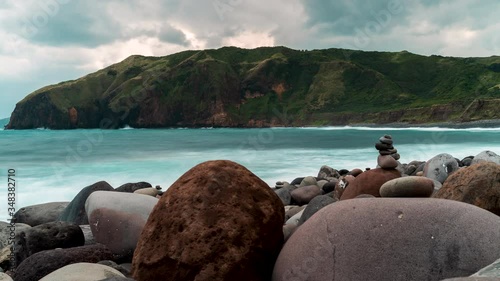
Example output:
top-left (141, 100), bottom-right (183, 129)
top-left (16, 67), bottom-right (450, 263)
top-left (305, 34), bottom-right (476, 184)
top-left (1, 126), bottom-right (500, 221)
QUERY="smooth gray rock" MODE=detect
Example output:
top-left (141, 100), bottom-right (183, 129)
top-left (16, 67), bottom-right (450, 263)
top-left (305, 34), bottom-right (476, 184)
top-left (275, 187), bottom-right (292, 206)
top-left (284, 205), bottom-right (306, 222)
top-left (0, 273), bottom-right (13, 281)
top-left (273, 198), bottom-right (500, 281)
top-left (472, 150), bottom-right (500, 165)
top-left (12, 202), bottom-right (69, 227)
top-left (298, 195), bottom-right (336, 226)
top-left (79, 225), bottom-right (95, 245)
top-left (85, 191), bottom-right (158, 257)
top-left (423, 153), bottom-right (459, 183)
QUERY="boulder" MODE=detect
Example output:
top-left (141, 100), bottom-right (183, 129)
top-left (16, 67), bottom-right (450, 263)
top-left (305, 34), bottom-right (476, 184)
top-left (39, 262), bottom-right (125, 281)
top-left (318, 165), bottom-right (340, 180)
top-left (291, 185), bottom-right (322, 205)
top-left (14, 244), bottom-right (114, 281)
top-left (423, 153), bottom-right (459, 183)
top-left (472, 150), bottom-right (500, 165)
top-left (85, 191), bottom-right (158, 257)
top-left (0, 222), bottom-right (31, 249)
top-left (380, 176), bottom-right (435, 198)
top-left (131, 160), bottom-right (284, 281)
top-left (12, 202), bottom-right (69, 227)
top-left (340, 168), bottom-right (401, 200)
top-left (298, 195), bottom-right (336, 225)
top-left (59, 181), bottom-right (114, 225)
top-left (115, 182), bottom-right (152, 193)
top-left (14, 221), bottom-right (84, 265)
top-left (434, 162), bottom-right (500, 215)
top-left (273, 198), bottom-right (500, 281)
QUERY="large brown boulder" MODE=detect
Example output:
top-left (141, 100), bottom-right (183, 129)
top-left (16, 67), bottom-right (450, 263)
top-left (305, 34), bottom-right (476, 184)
top-left (273, 198), bottom-right (500, 281)
top-left (434, 162), bottom-right (500, 215)
top-left (340, 168), bottom-right (400, 200)
top-left (132, 160), bottom-right (284, 281)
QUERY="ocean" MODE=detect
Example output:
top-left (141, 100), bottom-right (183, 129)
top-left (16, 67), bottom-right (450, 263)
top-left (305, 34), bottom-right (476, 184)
top-left (1, 126), bottom-right (500, 221)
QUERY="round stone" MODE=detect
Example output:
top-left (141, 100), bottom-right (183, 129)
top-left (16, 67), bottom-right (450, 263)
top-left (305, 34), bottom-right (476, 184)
top-left (272, 198), bottom-right (500, 281)
top-left (434, 162), bottom-right (500, 215)
top-left (423, 153), bottom-right (459, 183)
top-left (340, 168), bottom-right (401, 200)
top-left (379, 176), bottom-right (435, 198)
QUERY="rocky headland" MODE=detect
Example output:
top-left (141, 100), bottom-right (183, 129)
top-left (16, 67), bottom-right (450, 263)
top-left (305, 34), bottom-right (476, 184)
top-left (5, 47), bottom-right (500, 129)
top-left (1, 136), bottom-right (500, 280)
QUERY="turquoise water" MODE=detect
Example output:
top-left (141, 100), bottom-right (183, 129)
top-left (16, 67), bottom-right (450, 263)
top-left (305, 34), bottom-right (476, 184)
top-left (1, 126), bottom-right (500, 220)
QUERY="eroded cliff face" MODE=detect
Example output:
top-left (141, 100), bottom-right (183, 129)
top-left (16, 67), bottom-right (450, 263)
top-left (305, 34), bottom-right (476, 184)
top-left (6, 47), bottom-right (500, 129)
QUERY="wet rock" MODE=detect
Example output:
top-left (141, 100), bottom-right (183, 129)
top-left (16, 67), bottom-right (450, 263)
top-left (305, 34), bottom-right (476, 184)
top-left (115, 182), bottom-right (152, 193)
top-left (59, 181), bottom-right (114, 225)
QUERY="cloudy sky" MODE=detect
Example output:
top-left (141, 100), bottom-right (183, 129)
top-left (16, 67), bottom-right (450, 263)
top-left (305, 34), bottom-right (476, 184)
top-left (0, 0), bottom-right (499, 118)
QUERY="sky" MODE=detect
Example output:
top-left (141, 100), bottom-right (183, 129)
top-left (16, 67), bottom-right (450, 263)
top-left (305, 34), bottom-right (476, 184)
top-left (0, 0), bottom-right (499, 118)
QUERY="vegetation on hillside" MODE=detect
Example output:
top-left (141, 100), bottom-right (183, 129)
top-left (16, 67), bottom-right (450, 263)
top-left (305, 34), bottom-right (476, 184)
top-left (7, 46), bottom-right (500, 129)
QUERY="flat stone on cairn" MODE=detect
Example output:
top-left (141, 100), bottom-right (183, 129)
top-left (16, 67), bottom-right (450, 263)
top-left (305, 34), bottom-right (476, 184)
top-left (376, 135), bottom-right (400, 169)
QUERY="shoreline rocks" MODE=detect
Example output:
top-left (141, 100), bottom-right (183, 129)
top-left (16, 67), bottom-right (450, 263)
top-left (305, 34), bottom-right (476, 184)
top-left (2, 143), bottom-right (499, 280)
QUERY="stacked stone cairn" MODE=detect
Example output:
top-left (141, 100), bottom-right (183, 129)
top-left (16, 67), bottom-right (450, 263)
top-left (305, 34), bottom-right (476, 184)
top-left (376, 134), bottom-right (400, 169)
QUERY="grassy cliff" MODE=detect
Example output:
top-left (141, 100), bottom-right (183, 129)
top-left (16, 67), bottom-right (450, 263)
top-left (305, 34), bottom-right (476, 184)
top-left (7, 46), bottom-right (500, 129)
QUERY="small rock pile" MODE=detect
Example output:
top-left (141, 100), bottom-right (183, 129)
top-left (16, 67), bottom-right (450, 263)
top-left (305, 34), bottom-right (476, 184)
top-left (376, 135), bottom-right (400, 169)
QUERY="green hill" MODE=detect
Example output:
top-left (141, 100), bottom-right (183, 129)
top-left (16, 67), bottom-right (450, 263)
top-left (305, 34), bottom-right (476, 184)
top-left (7, 46), bottom-right (500, 129)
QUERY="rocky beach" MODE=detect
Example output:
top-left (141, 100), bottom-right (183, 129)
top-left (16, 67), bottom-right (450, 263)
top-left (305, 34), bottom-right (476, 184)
top-left (1, 135), bottom-right (500, 281)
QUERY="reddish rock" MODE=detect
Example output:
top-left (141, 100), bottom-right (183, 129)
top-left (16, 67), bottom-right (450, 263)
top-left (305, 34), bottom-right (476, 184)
top-left (273, 198), bottom-right (500, 281)
top-left (68, 107), bottom-right (78, 126)
top-left (348, 168), bottom-right (363, 177)
top-left (131, 160), bottom-right (284, 281)
top-left (434, 162), bottom-right (500, 215)
top-left (291, 185), bottom-right (322, 205)
top-left (340, 168), bottom-right (401, 200)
